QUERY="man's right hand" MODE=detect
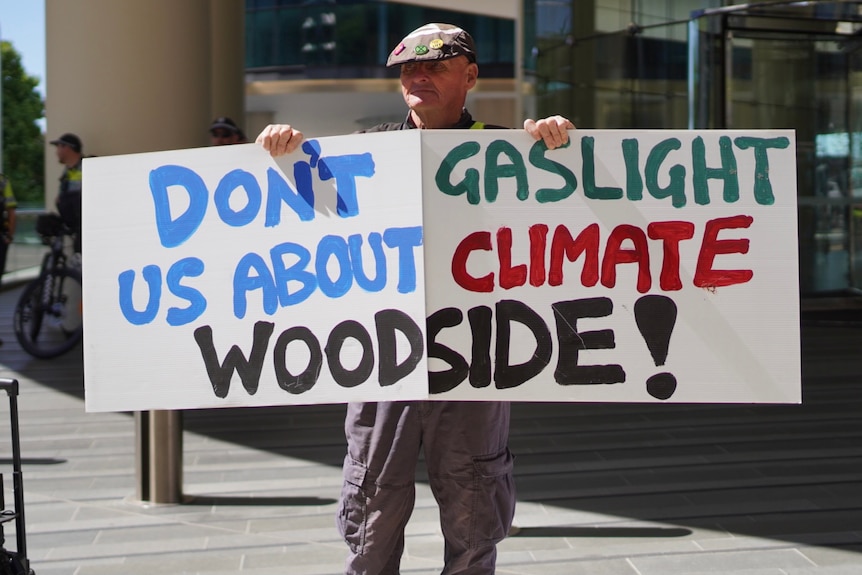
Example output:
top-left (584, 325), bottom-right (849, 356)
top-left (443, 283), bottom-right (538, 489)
top-left (256, 124), bottom-right (304, 157)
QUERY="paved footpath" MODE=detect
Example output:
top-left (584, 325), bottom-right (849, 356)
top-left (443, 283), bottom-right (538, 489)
top-left (0, 279), bottom-right (861, 574)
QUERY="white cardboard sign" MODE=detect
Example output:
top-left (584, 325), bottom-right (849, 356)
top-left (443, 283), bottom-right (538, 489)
top-left (83, 129), bottom-right (800, 411)
top-left (84, 131), bottom-right (429, 411)
top-left (422, 130), bottom-right (800, 404)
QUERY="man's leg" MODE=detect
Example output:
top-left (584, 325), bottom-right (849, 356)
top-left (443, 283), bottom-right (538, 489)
top-left (337, 401), bottom-right (423, 575)
top-left (423, 402), bottom-right (515, 575)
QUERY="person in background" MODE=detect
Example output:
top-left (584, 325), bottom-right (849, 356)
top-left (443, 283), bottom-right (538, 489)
top-left (258, 22), bottom-right (574, 575)
top-left (50, 133), bottom-right (84, 253)
top-left (0, 173), bottom-right (17, 346)
top-left (209, 116), bottom-right (247, 145)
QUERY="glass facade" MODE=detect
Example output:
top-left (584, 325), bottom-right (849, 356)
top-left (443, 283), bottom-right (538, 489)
top-left (244, 0), bottom-right (862, 296)
top-left (528, 0), bottom-right (723, 129)
top-left (527, 0), bottom-right (862, 296)
top-left (246, 0), bottom-right (515, 79)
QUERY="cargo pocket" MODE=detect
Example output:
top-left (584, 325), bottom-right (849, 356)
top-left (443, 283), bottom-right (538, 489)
top-left (471, 448), bottom-right (516, 547)
top-left (336, 459), bottom-right (369, 554)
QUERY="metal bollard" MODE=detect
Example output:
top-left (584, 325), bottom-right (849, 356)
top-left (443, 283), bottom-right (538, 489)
top-left (135, 410), bottom-right (183, 504)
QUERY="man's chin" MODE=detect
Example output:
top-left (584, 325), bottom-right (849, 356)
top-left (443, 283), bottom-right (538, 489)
top-left (406, 94), bottom-right (437, 109)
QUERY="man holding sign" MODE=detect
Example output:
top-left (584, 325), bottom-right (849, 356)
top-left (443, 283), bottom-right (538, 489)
top-left (258, 23), bottom-right (573, 575)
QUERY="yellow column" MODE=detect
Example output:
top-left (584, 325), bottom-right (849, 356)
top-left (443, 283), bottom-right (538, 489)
top-left (45, 0), bottom-right (244, 207)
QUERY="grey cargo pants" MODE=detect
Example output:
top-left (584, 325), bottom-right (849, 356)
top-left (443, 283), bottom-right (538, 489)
top-left (337, 401), bottom-right (515, 575)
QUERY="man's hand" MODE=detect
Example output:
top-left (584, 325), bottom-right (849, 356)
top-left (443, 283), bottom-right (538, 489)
top-left (524, 115), bottom-right (575, 150)
top-left (256, 124), bottom-right (305, 157)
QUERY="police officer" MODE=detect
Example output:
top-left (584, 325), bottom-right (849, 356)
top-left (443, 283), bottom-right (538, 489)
top-left (258, 23), bottom-right (573, 575)
top-left (209, 116), bottom-right (247, 146)
top-left (50, 133), bottom-right (84, 253)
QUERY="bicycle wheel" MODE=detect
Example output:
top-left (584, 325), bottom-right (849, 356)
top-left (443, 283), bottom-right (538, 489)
top-left (14, 267), bottom-right (83, 359)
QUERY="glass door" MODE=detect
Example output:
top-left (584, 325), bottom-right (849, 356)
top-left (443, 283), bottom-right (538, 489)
top-left (726, 23), bottom-right (856, 294)
top-left (690, 3), bottom-right (862, 296)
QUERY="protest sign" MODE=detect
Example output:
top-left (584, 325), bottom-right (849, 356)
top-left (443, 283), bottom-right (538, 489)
top-left (83, 129), bottom-right (800, 412)
top-left (422, 130), bottom-right (800, 403)
top-left (83, 132), bottom-right (430, 412)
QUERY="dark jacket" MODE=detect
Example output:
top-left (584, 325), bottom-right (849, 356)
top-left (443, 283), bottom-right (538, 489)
top-left (357, 109), bottom-right (505, 133)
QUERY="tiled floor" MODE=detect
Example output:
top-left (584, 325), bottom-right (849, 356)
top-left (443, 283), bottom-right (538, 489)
top-left (1, 279), bottom-right (861, 574)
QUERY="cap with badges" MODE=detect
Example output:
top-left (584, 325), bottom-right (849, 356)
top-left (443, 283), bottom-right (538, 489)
top-left (386, 23), bottom-right (477, 67)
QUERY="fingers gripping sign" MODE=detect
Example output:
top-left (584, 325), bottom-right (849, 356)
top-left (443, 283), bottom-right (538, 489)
top-left (524, 115), bottom-right (576, 150)
top-left (256, 124), bottom-right (305, 157)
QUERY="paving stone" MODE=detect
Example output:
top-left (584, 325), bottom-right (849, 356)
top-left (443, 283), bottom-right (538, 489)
top-left (785, 567), bottom-right (862, 575)
top-left (493, 557), bottom-right (640, 574)
top-left (797, 544), bottom-right (862, 566)
top-left (629, 548), bottom-right (817, 574)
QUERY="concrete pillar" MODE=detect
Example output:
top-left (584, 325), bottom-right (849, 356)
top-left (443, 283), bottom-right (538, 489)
top-left (45, 0), bottom-right (244, 206)
top-left (46, 0), bottom-right (244, 504)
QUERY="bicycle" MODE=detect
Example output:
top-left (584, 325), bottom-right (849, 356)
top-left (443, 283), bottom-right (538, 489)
top-left (13, 214), bottom-right (83, 359)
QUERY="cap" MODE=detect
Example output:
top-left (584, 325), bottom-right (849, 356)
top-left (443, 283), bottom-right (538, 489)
top-left (49, 133), bottom-right (82, 154)
top-left (210, 117), bottom-right (241, 134)
top-left (386, 23), bottom-right (476, 67)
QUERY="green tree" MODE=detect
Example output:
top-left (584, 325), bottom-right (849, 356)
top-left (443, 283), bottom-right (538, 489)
top-left (2, 40), bottom-right (45, 206)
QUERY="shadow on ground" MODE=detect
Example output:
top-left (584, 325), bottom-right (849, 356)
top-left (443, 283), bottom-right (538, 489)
top-left (7, 312), bottom-right (862, 556)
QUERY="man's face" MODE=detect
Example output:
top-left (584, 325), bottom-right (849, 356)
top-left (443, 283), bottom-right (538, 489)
top-left (400, 56), bottom-right (478, 116)
top-left (55, 143), bottom-right (73, 164)
top-left (210, 129), bottom-right (241, 146)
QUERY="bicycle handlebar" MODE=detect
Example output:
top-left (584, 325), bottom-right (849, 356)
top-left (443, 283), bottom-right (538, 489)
top-left (35, 213), bottom-right (77, 241)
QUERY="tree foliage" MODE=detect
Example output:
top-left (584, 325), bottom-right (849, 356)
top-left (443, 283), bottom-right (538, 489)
top-left (2, 41), bottom-right (45, 206)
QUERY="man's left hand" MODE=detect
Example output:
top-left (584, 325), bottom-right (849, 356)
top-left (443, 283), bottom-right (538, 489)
top-left (524, 115), bottom-right (575, 150)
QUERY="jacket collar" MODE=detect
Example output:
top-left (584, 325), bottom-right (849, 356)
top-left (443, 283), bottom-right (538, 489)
top-left (402, 109), bottom-right (475, 130)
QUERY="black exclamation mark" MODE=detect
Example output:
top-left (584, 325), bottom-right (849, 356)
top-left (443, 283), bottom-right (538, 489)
top-left (634, 295), bottom-right (678, 400)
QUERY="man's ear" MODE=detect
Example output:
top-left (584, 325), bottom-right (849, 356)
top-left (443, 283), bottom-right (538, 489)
top-left (465, 63), bottom-right (479, 88)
